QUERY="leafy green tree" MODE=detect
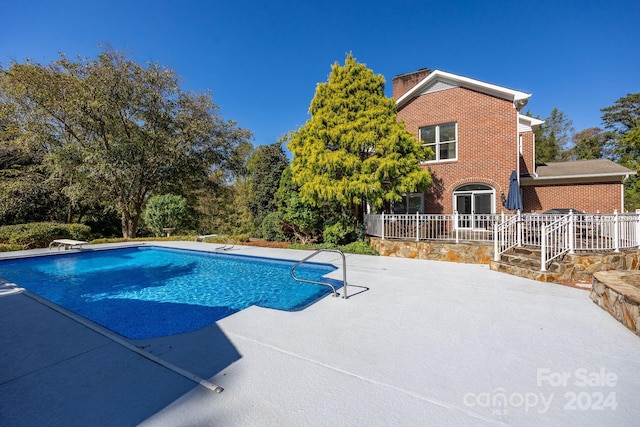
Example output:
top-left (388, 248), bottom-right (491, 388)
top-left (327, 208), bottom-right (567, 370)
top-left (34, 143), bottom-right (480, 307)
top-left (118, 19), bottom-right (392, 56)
top-left (246, 139), bottom-right (289, 228)
top-left (601, 92), bottom-right (640, 210)
top-left (0, 108), bottom-right (56, 223)
top-left (192, 142), bottom-right (256, 237)
top-left (0, 165), bottom-right (51, 223)
top-left (572, 127), bottom-right (608, 160)
top-left (535, 107), bottom-right (574, 163)
top-left (142, 194), bottom-right (189, 236)
top-left (289, 53), bottom-right (431, 222)
top-left (281, 193), bottom-right (323, 244)
top-left (0, 48), bottom-right (250, 237)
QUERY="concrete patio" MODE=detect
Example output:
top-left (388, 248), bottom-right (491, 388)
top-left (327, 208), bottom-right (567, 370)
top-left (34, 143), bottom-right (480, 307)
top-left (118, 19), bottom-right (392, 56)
top-left (1, 242), bottom-right (639, 426)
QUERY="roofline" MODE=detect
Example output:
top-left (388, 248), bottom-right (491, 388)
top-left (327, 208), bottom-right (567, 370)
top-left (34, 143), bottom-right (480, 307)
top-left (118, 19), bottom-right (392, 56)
top-left (396, 69), bottom-right (532, 109)
top-left (519, 114), bottom-right (544, 128)
top-left (520, 171), bottom-right (635, 186)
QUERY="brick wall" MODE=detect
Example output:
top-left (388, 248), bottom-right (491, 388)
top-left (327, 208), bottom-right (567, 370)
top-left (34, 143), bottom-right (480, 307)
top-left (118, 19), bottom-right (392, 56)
top-left (393, 70), bottom-right (624, 215)
top-left (397, 86), bottom-right (519, 213)
top-left (522, 183), bottom-right (622, 213)
top-left (519, 132), bottom-right (535, 176)
top-left (391, 69), bottom-right (431, 100)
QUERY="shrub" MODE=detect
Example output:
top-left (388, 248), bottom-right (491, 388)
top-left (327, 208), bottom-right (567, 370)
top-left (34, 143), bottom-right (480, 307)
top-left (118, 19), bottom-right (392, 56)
top-left (259, 212), bottom-right (286, 241)
top-left (286, 240), bottom-right (377, 255)
top-left (142, 194), bottom-right (189, 237)
top-left (0, 243), bottom-right (24, 252)
top-left (67, 223), bottom-right (93, 241)
top-left (0, 222), bottom-right (92, 249)
top-left (323, 220), bottom-right (357, 246)
top-left (339, 241), bottom-right (378, 255)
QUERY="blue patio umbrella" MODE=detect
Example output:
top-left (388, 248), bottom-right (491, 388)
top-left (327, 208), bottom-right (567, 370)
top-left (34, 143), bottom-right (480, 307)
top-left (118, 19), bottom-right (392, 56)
top-left (505, 170), bottom-right (523, 211)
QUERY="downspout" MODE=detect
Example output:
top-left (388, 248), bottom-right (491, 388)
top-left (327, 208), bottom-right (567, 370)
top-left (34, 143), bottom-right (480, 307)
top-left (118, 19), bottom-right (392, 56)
top-left (622, 174), bottom-right (629, 212)
top-left (532, 130), bottom-right (538, 178)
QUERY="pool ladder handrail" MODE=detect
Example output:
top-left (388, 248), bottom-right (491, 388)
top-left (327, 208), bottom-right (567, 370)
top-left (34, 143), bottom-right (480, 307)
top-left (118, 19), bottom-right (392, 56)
top-left (290, 249), bottom-right (348, 299)
top-left (195, 234), bottom-right (235, 250)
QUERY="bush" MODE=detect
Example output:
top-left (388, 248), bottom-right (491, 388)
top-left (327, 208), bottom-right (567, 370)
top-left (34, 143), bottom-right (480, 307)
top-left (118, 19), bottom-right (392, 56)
top-left (339, 241), bottom-right (378, 255)
top-left (142, 194), bottom-right (189, 237)
top-left (287, 240), bottom-right (377, 255)
top-left (259, 212), bottom-right (286, 241)
top-left (323, 220), bottom-right (357, 246)
top-left (0, 243), bottom-right (24, 252)
top-left (0, 222), bottom-right (92, 249)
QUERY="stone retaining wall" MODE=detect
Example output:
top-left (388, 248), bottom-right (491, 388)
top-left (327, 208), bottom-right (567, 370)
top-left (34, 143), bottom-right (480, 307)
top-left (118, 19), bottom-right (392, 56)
top-left (562, 252), bottom-right (640, 282)
top-left (368, 237), bottom-right (493, 264)
top-left (369, 237), bottom-right (640, 284)
top-left (591, 271), bottom-right (640, 337)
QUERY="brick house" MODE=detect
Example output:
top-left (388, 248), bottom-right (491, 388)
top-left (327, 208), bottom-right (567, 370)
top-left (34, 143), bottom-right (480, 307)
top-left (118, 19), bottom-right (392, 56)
top-left (392, 69), bottom-right (634, 218)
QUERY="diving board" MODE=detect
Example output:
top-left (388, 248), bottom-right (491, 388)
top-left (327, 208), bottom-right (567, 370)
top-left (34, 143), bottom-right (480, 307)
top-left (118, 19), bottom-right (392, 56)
top-left (49, 239), bottom-right (89, 251)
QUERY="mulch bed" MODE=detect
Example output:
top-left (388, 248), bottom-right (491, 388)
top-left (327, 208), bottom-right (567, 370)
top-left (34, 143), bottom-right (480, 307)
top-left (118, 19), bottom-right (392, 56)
top-left (240, 239), bottom-right (291, 248)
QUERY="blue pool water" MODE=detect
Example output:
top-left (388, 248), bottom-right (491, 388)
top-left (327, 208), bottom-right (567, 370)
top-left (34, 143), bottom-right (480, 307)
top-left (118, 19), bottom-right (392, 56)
top-left (0, 246), bottom-right (340, 339)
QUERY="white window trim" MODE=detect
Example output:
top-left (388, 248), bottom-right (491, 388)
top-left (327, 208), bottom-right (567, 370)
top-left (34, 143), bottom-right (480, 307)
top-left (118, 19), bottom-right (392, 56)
top-left (419, 122), bottom-right (458, 163)
top-left (452, 184), bottom-right (496, 230)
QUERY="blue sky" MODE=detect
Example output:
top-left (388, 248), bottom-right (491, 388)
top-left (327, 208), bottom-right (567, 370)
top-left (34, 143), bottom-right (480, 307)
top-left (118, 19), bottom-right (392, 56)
top-left (2, 0), bottom-right (639, 148)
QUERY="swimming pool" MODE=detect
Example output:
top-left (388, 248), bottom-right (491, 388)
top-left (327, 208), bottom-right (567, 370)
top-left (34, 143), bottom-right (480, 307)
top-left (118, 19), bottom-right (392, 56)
top-left (0, 246), bottom-right (340, 339)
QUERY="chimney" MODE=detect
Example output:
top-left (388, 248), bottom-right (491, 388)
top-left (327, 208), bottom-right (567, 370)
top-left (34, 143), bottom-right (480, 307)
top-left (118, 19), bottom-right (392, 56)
top-left (392, 68), bottom-right (431, 100)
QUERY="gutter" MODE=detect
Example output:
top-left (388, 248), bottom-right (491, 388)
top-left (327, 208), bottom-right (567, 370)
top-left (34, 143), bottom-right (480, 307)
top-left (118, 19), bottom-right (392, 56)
top-left (622, 173), bottom-right (630, 212)
top-left (520, 171), bottom-right (636, 186)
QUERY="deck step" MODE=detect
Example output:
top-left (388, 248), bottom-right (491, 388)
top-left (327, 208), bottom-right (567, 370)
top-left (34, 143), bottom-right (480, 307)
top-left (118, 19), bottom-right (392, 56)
top-left (500, 252), bottom-right (541, 269)
top-left (489, 260), bottom-right (562, 283)
top-left (490, 246), bottom-right (572, 282)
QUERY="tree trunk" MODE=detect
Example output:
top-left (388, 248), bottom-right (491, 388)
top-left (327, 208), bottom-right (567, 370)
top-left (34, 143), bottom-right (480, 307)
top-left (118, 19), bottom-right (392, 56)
top-left (119, 201), bottom-right (140, 238)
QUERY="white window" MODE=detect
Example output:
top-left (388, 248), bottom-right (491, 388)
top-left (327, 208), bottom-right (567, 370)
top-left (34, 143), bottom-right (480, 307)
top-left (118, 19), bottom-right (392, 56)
top-left (419, 122), bottom-right (457, 162)
top-left (393, 193), bottom-right (424, 214)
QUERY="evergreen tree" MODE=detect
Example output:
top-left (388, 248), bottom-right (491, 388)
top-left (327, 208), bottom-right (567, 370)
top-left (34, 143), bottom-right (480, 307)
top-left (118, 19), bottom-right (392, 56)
top-left (535, 107), bottom-right (574, 163)
top-left (571, 127), bottom-right (608, 160)
top-left (601, 92), bottom-right (640, 210)
top-left (289, 53), bottom-right (431, 222)
top-left (246, 138), bottom-right (289, 227)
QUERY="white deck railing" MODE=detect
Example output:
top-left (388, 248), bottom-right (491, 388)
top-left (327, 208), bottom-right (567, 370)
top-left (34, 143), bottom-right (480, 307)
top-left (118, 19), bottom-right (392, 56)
top-left (365, 211), bottom-right (640, 269)
top-left (365, 212), bottom-right (501, 244)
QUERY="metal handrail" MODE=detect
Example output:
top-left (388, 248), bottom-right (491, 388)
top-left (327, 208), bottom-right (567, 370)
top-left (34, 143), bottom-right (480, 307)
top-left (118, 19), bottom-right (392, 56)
top-left (493, 213), bottom-right (520, 261)
top-left (195, 234), bottom-right (235, 250)
top-left (290, 249), bottom-right (348, 299)
top-left (541, 214), bottom-right (572, 271)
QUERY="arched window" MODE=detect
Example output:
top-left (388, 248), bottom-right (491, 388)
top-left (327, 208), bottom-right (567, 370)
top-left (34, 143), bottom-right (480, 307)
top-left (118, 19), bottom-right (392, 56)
top-left (453, 184), bottom-right (495, 229)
